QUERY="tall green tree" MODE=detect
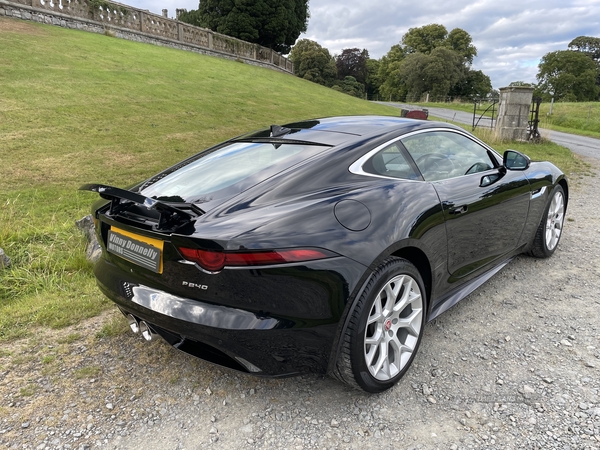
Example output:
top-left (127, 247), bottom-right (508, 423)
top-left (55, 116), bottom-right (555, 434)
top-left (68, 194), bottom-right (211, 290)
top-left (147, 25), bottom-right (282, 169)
top-left (179, 0), bottom-right (309, 54)
top-left (401, 24), bottom-right (477, 63)
top-left (402, 24), bottom-right (448, 55)
top-left (335, 48), bottom-right (369, 84)
top-left (398, 47), bottom-right (464, 100)
top-left (381, 24), bottom-right (480, 101)
top-left (450, 69), bottom-right (493, 98)
top-left (568, 36), bottom-right (600, 61)
top-left (536, 50), bottom-right (599, 101)
top-left (377, 44), bottom-right (407, 101)
top-left (289, 39), bottom-right (337, 86)
top-left (365, 58), bottom-right (382, 100)
top-left (445, 28), bottom-right (477, 64)
top-left (568, 36), bottom-right (600, 85)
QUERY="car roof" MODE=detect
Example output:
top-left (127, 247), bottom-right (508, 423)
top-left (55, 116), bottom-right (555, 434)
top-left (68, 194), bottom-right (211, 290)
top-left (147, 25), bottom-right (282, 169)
top-left (238, 115), bottom-right (458, 147)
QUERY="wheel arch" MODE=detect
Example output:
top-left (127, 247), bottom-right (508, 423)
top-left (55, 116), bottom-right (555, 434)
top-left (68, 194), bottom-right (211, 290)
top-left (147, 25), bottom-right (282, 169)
top-left (390, 246), bottom-right (432, 309)
top-left (558, 177), bottom-right (569, 210)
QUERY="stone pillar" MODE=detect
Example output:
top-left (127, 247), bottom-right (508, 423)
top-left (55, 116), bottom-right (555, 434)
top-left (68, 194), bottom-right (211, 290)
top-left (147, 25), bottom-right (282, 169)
top-left (177, 23), bottom-right (183, 41)
top-left (175, 8), bottom-right (186, 20)
top-left (208, 31), bottom-right (213, 49)
top-left (162, 9), bottom-right (168, 18)
top-left (495, 86), bottom-right (534, 141)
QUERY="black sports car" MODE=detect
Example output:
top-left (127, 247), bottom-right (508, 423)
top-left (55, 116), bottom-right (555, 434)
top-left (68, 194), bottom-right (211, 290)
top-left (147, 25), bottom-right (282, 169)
top-left (81, 116), bottom-right (567, 393)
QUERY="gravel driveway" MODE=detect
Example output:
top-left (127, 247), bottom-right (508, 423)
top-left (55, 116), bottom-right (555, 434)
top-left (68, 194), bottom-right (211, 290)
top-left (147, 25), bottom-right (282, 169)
top-left (1, 157), bottom-right (599, 450)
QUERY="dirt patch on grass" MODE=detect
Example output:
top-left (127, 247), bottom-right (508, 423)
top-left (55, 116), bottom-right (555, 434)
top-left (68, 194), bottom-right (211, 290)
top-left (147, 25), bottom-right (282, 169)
top-left (0, 17), bottom-right (49, 36)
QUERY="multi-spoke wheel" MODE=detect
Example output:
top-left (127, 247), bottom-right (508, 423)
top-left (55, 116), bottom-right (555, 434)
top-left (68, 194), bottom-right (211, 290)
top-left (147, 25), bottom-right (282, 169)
top-left (335, 257), bottom-right (426, 393)
top-left (528, 185), bottom-right (566, 258)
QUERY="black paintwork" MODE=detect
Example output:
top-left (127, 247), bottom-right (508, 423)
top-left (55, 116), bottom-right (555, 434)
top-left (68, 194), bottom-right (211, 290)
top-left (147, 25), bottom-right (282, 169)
top-left (82, 116), bottom-right (568, 377)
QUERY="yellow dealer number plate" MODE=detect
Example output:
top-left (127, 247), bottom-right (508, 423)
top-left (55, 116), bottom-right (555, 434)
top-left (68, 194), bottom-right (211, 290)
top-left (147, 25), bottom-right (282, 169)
top-left (107, 227), bottom-right (164, 274)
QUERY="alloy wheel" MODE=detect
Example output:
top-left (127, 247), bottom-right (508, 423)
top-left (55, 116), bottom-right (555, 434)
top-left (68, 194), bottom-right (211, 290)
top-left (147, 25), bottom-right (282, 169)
top-left (364, 274), bottom-right (423, 381)
top-left (545, 191), bottom-right (565, 251)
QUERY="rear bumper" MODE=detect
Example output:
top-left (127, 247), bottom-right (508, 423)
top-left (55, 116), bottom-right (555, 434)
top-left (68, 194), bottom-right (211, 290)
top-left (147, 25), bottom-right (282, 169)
top-left (94, 256), bottom-right (365, 376)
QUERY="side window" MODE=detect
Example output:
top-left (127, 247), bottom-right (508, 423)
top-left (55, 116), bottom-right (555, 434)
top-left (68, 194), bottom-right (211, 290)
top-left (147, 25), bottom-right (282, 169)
top-left (363, 142), bottom-right (420, 180)
top-left (401, 131), bottom-right (496, 182)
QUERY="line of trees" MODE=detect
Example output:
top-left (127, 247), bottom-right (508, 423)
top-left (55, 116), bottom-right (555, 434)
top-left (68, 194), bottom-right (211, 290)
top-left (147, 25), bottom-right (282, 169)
top-left (178, 2), bottom-right (599, 104)
top-left (290, 24), bottom-right (492, 101)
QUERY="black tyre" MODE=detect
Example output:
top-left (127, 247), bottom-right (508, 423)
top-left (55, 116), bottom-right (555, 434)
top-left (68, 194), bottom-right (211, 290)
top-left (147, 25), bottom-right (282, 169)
top-left (335, 257), bottom-right (426, 393)
top-left (528, 185), bottom-right (565, 258)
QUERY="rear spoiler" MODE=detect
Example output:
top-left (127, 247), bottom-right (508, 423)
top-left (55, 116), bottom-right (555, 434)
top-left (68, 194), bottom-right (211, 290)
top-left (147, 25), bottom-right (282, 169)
top-left (79, 184), bottom-right (202, 230)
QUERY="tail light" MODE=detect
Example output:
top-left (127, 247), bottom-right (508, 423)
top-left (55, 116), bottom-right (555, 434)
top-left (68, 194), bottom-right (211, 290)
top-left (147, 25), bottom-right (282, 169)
top-left (177, 247), bottom-right (336, 272)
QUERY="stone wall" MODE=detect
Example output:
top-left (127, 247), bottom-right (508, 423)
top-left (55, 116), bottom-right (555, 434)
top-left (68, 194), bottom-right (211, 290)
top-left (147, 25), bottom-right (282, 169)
top-left (0, 0), bottom-right (294, 74)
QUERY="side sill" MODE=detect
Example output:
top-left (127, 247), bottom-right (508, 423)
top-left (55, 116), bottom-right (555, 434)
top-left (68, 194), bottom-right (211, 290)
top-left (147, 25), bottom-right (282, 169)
top-left (428, 257), bottom-right (514, 321)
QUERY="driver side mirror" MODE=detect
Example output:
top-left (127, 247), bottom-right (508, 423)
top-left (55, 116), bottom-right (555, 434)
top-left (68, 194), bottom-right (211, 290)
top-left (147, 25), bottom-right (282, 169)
top-left (503, 150), bottom-right (530, 170)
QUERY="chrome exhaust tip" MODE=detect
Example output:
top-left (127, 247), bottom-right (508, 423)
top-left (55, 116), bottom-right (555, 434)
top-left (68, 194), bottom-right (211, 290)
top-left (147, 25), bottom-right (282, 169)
top-left (139, 321), bottom-right (156, 342)
top-left (126, 314), bottom-right (140, 334)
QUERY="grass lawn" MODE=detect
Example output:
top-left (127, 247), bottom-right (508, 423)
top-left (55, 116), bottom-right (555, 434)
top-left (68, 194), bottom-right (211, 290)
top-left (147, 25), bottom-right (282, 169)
top-left (0, 17), bottom-right (588, 342)
top-left (538, 102), bottom-right (600, 139)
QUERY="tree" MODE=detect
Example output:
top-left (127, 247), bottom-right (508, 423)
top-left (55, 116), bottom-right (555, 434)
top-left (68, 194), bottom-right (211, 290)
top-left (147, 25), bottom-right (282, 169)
top-left (450, 69), bottom-right (493, 99)
top-left (568, 36), bottom-right (600, 61)
top-left (331, 76), bottom-right (365, 98)
top-left (568, 36), bottom-right (600, 86)
top-left (377, 44), bottom-right (408, 101)
top-left (402, 24), bottom-right (448, 55)
top-left (398, 47), bottom-right (464, 100)
top-left (445, 28), bottom-right (477, 64)
top-left (379, 24), bottom-right (480, 101)
top-left (401, 24), bottom-right (477, 63)
top-left (536, 50), bottom-right (599, 101)
top-left (179, 0), bottom-right (309, 54)
top-left (365, 58), bottom-right (382, 100)
top-left (335, 48), bottom-right (369, 84)
top-left (289, 39), bottom-right (337, 86)
top-left (396, 52), bottom-right (429, 100)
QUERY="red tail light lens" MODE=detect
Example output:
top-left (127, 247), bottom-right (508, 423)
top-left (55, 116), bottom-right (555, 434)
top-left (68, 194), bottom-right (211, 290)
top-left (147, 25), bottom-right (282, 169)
top-left (178, 247), bottom-right (335, 272)
top-left (178, 248), bottom-right (226, 272)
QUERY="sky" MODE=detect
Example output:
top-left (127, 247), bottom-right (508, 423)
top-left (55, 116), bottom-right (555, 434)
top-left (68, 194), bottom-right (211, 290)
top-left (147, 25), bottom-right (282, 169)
top-left (124, 0), bottom-right (600, 89)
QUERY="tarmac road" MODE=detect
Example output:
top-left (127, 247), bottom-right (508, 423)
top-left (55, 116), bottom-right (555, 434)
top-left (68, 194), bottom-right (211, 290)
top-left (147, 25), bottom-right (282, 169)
top-left (379, 102), bottom-right (600, 160)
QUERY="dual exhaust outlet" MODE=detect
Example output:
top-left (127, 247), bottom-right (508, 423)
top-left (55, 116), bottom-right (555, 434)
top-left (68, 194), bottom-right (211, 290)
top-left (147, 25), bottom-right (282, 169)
top-left (126, 314), bottom-right (157, 342)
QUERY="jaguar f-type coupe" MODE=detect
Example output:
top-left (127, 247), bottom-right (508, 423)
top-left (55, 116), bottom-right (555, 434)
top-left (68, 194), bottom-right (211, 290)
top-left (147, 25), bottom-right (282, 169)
top-left (81, 116), bottom-right (567, 392)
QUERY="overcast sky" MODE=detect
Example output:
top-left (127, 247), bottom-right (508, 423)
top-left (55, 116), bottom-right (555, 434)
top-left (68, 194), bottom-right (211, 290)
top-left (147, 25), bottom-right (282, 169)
top-left (125, 0), bottom-right (600, 89)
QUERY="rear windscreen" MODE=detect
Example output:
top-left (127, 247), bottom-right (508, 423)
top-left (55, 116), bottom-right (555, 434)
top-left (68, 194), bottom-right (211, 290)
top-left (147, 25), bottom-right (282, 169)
top-left (140, 142), bottom-right (326, 205)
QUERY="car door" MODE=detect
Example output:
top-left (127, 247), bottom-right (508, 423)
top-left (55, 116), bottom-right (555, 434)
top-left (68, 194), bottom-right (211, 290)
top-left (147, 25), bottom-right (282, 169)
top-left (400, 129), bottom-right (531, 282)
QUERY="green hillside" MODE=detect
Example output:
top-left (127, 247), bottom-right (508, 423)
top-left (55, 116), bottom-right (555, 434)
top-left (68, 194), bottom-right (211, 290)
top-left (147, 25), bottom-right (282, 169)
top-left (0, 17), bottom-right (399, 340)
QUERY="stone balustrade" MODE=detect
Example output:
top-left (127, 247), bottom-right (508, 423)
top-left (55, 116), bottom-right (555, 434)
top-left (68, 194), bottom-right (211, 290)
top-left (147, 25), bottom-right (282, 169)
top-left (0, 0), bottom-right (294, 74)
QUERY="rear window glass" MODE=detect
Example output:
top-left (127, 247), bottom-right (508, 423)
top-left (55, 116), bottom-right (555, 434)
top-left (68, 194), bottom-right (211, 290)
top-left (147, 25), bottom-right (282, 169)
top-left (364, 142), bottom-right (420, 180)
top-left (140, 142), bottom-right (326, 204)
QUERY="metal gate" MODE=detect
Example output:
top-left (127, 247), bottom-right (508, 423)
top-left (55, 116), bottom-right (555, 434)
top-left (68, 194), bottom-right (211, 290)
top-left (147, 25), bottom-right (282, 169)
top-left (472, 100), bottom-right (498, 131)
top-left (526, 97), bottom-right (542, 143)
